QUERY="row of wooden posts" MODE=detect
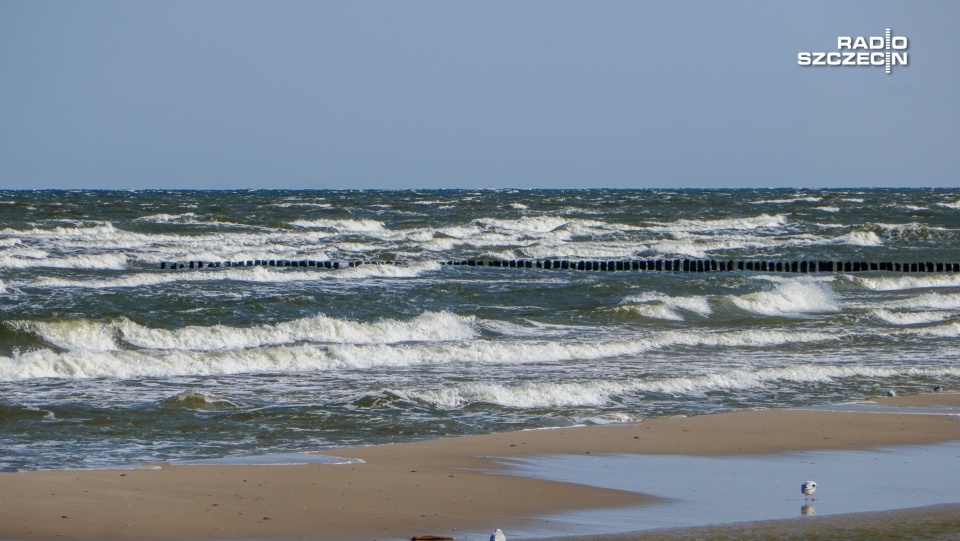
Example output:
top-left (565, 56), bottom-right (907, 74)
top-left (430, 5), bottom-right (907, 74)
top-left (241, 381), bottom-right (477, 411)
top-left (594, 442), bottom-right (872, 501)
top-left (160, 259), bottom-right (960, 273)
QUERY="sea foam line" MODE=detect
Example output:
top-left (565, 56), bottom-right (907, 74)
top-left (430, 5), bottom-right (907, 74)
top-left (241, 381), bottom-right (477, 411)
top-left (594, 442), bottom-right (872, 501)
top-left (8, 311), bottom-right (478, 352)
top-left (416, 364), bottom-right (960, 408)
top-left (0, 328), bottom-right (843, 381)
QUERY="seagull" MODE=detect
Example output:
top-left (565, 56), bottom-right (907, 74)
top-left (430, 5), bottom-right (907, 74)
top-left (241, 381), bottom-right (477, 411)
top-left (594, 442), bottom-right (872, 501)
top-left (490, 528), bottom-right (506, 541)
top-left (801, 480), bottom-right (817, 501)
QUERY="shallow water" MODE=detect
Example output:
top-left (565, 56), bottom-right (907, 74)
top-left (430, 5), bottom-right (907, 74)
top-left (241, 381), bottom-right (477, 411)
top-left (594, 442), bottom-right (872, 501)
top-left (492, 439), bottom-right (960, 539)
top-left (2, 189), bottom-right (960, 471)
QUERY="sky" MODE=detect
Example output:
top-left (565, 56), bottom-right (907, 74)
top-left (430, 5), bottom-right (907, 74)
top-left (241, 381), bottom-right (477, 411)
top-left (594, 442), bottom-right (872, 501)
top-left (0, 1), bottom-right (957, 190)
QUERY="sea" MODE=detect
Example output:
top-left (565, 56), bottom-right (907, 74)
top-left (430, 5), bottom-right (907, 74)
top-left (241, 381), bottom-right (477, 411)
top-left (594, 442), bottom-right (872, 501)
top-left (1, 188), bottom-right (959, 472)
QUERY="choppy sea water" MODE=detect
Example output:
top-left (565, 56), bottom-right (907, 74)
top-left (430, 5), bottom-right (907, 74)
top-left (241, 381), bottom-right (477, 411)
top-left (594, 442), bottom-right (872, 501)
top-left (1, 188), bottom-right (959, 472)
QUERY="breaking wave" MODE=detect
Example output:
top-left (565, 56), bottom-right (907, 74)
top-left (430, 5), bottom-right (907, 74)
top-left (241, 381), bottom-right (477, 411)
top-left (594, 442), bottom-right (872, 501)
top-left (417, 364), bottom-right (960, 408)
top-left (871, 309), bottom-right (951, 326)
top-left (731, 280), bottom-right (839, 316)
top-left (646, 214), bottom-right (787, 233)
top-left (0, 327), bottom-right (843, 381)
top-left (9, 311), bottom-right (478, 352)
top-left (886, 292), bottom-right (960, 311)
top-left (0, 253), bottom-right (127, 270)
top-left (617, 293), bottom-right (712, 321)
top-left (855, 274), bottom-right (960, 292)
top-left (289, 219), bottom-right (387, 232)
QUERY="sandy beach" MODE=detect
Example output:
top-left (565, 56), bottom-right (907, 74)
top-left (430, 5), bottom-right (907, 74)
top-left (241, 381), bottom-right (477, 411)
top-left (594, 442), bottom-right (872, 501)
top-left (1, 393), bottom-right (958, 541)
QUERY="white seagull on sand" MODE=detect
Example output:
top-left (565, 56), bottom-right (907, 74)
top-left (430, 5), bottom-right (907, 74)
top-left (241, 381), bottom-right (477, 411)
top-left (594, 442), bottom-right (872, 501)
top-left (801, 480), bottom-right (817, 500)
top-left (490, 528), bottom-right (506, 541)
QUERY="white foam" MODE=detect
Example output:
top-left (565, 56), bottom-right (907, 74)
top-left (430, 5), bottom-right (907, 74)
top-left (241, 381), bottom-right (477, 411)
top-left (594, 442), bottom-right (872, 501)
top-left (0, 328), bottom-right (842, 381)
top-left (289, 219), bottom-right (386, 232)
top-left (473, 216), bottom-right (616, 235)
top-left (936, 199), bottom-right (960, 209)
top-left (122, 310), bottom-right (475, 351)
top-left (422, 381), bottom-right (616, 408)
top-left (32, 262), bottom-right (442, 289)
top-left (0, 253), bottom-right (127, 270)
top-left (417, 364), bottom-right (960, 409)
top-left (731, 280), bottom-right (839, 316)
top-left (0, 222), bottom-right (119, 239)
top-left (269, 202), bottom-right (333, 209)
top-left (886, 292), bottom-right (960, 311)
top-left (871, 309), bottom-right (951, 326)
top-left (836, 230), bottom-right (883, 246)
top-left (752, 197), bottom-right (823, 205)
top-left (12, 310), bottom-right (476, 352)
top-left (580, 413), bottom-right (638, 425)
top-left (908, 321), bottom-right (960, 338)
top-left (520, 243), bottom-right (639, 260)
top-left (8, 320), bottom-right (121, 351)
top-left (136, 212), bottom-right (198, 223)
top-left (618, 293), bottom-right (712, 321)
top-left (0, 224), bottom-right (346, 264)
top-left (647, 214), bottom-right (787, 233)
top-left (337, 261), bottom-right (441, 279)
top-left (856, 274), bottom-right (960, 292)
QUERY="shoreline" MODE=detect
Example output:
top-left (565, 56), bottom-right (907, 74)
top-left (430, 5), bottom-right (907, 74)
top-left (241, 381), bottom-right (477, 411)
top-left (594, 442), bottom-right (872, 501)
top-left (537, 503), bottom-right (960, 541)
top-left (0, 393), bottom-right (957, 540)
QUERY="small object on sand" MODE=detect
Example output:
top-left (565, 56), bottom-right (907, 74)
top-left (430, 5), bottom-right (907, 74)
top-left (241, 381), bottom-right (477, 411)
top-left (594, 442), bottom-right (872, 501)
top-left (491, 528), bottom-right (507, 541)
top-left (933, 385), bottom-right (943, 393)
top-left (886, 390), bottom-right (896, 397)
top-left (801, 480), bottom-right (817, 500)
top-left (411, 536), bottom-right (454, 541)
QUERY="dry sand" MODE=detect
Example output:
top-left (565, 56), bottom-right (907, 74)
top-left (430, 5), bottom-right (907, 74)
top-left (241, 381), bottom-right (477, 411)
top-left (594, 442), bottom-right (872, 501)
top-left (0, 393), bottom-right (958, 540)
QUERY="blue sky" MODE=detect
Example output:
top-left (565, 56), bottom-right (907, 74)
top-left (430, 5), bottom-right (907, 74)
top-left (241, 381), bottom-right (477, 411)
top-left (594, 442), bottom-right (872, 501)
top-left (0, 1), bottom-right (957, 189)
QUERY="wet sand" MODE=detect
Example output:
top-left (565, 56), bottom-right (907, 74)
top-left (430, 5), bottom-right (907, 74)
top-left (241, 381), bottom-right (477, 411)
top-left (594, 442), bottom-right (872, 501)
top-left (0, 393), bottom-right (957, 540)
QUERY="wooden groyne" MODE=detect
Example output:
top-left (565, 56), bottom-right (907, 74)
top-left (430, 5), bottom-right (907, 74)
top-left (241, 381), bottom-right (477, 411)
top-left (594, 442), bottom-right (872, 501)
top-left (159, 259), bottom-right (960, 273)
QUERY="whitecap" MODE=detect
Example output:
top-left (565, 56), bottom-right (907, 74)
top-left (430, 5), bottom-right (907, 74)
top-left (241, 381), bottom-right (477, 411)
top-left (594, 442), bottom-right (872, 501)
top-left (856, 274), bottom-right (960, 292)
top-left (415, 364), bottom-right (960, 409)
top-left (10, 311), bottom-right (477, 353)
top-left (115, 310), bottom-right (476, 351)
top-left (731, 280), bottom-right (839, 316)
top-left (871, 309), bottom-right (951, 326)
top-left (0, 253), bottom-right (127, 270)
top-left (886, 292), bottom-right (960, 311)
top-left (936, 199), bottom-right (960, 209)
top-left (835, 230), bottom-right (883, 246)
top-left (644, 214), bottom-right (788, 233)
top-left (618, 292), bottom-right (712, 321)
top-left (289, 219), bottom-right (386, 232)
top-left (8, 319), bottom-right (121, 352)
top-left (0, 328), bottom-right (843, 381)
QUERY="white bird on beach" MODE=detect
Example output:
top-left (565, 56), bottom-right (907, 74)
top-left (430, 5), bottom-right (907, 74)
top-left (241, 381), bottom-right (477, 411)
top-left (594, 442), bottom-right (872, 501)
top-left (490, 528), bottom-right (506, 541)
top-left (801, 480), bottom-right (817, 500)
